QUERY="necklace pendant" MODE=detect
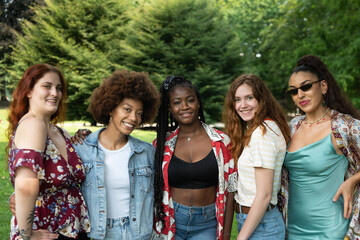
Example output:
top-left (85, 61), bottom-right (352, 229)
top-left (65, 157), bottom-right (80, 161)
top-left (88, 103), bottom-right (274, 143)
top-left (187, 137), bottom-right (191, 142)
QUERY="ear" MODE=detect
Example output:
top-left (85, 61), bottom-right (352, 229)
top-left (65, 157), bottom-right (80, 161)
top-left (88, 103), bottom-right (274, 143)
top-left (320, 80), bottom-right (328, 95)
top-left (27, 91), bottom-right (32, 99)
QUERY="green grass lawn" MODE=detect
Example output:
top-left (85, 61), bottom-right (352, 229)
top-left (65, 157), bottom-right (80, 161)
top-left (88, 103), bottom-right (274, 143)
top-left (0, 108), bottom-right (238, 239)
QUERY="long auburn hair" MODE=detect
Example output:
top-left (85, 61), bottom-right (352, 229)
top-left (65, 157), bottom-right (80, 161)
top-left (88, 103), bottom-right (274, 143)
top-left (223, 74), bottom-right (289, 162)
top-left (154, 76), bottom-right (205, 228)
top-left (6, 64), bottom-right (67, 150)
top-left (292, 55), bottom-right (360, 119)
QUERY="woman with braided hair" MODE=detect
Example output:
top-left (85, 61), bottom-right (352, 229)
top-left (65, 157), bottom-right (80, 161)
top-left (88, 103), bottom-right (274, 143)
top-left (281, 55), bottom-right (360, 239)
top-left (152, 76), bottom-right (237, 240)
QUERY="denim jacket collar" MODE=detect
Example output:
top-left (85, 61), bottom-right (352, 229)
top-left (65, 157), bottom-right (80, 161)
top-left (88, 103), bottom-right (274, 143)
top-left (85, 128), bottom-right (145, 153)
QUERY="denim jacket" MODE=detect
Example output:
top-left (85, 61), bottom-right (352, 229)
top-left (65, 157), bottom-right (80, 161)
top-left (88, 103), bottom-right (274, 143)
top-left (73, 128), bottom-right (155, 240)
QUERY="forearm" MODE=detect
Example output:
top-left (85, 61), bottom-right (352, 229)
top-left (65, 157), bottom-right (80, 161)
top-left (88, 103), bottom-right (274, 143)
top-left (238, 194), bottom-right (271, 240)
top-left (223, 192), bottom-right (234, 240)
top-left (348, 171), bottom-right (360, 185)
top-left (15, 177), bottom-right (39, 240)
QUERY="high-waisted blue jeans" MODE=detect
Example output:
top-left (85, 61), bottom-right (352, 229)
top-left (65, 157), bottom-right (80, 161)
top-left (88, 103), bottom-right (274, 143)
top-left (236, 205), bottom-right (285, 240)
top-left (173, 201), bottom-right (217, 240)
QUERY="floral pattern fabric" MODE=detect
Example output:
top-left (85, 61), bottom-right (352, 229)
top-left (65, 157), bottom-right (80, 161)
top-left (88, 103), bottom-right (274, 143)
top-left (279, 110), bottom-right (360, 240)
top-left (8, 127), bottom-right (90, 239)
top-left (152, 122), bottom-right (237, 240)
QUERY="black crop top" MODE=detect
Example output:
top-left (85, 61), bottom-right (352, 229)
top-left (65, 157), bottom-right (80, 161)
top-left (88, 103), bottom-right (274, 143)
top-left (168, 150), bottom-right (219, 189)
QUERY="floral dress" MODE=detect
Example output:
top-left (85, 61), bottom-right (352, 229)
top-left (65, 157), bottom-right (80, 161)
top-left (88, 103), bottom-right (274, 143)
top-left (8, 127), bottom-right (90, 239)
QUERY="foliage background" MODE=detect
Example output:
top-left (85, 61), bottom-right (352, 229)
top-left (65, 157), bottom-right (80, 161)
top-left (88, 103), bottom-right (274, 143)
top-left (1, 0), bottom-right (359, 122)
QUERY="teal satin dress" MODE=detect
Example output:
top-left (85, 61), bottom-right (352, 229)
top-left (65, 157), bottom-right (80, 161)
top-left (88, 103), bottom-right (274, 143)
top-left (284, 133), bottom-right (349, 239)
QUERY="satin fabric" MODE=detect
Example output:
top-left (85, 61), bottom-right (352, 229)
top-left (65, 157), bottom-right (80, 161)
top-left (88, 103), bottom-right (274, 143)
top-left (284, 133), bottom-right (349, 239)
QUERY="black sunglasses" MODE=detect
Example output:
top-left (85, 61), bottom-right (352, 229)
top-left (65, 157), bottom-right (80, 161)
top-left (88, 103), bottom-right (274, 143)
top-left (286, 80), bottom-right (322, 96)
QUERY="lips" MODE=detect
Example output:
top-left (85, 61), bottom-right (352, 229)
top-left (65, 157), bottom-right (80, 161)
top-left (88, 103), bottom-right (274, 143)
top-left (180, 112), bottom-right (192, 118)
top-left (240, 109), bottom-right (252, 115)
top-left (46, 99), bottom-right (58, 105)
top-left (299, 100), bottom-right (310, 106)
top-left (123, 122), bottom-right (134, 128)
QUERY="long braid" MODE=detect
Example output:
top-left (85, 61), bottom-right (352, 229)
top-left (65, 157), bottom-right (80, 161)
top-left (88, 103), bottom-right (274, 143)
top-left (154, 82), bottom-right (169, 228)
top-left (153, 75), bottom-right (206, 229)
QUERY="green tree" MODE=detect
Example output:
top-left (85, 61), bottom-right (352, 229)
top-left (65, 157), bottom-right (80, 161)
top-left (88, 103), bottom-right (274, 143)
top-left (0, 0), bottom-right (43, 102)
top-left (260, 0), bottom-right (360, 107)
top-left (121, 0), bottom-right (243, 122)
top-left (7, 0), bottom-right (131, 120)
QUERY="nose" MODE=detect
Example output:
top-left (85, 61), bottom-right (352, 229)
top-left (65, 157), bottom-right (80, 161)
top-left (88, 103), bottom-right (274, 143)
top-left (181, 101), bottom-right (189, 110)
top-left (240, 99), bottom-right (247, 108)
top-left (297, 89), bottom-right (305, 98)
top-left (50, 86), bottom-right (58, 96)
top-left (129, 111), bottom-right (137, 121)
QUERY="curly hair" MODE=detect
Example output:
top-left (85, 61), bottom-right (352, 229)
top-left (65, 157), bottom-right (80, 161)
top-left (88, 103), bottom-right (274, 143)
top-left (153, 76), bottom-right (205, 229)
top-left (223, 74), bottom-right (289, 162)
top-left (7, 63), bottom-right (67, 148)
top-left (88, 69), bottom-right (160, 125)
top-left (291, 55), bottom-right (360, 119)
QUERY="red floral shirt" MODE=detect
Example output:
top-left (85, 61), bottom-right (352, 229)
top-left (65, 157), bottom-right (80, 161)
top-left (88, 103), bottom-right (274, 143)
top-left (8, 127), bottom-right (90, 239)
top-left (153, 122), bottom-right (237, 240)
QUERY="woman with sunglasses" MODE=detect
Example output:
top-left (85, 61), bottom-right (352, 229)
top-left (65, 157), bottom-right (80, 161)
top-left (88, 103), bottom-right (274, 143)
top-left (152, 76), bottom-right (237, 240)
top-left (281, 55), bottom-right (360, 239)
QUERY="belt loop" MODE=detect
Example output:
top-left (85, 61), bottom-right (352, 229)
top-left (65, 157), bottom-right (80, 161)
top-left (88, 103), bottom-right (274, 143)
top-left (173, 201), bottom-right (179, 211)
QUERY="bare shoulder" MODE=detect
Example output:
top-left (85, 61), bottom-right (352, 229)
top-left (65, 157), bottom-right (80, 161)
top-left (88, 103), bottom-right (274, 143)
top-left (59, 127), bottom-right (72, 139)
top-left (15, 117), bottom-right (47, 150)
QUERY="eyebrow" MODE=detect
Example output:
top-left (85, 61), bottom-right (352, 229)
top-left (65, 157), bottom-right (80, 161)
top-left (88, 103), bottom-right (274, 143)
top-left (288, 79), bottom-right (311, 88)
top-left (122, 103), bottom-right (143, 110)
top-left (234, 94), bottom-right (254, 98)
top-left (171, 95), bottom-right (196, 100)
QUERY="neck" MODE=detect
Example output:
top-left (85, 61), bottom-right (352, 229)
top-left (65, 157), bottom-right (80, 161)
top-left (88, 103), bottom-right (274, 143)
top-left (24, 111), bottom-right (52, 128)
top-left (178, 120), bottom-right (203, 136)
top-left (99, 126), bottom-right (128, 150)
top-left (305, 106), bottom-right (329, 122)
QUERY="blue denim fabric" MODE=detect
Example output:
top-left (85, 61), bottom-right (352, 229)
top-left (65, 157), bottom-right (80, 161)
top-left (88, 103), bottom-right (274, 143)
top-left (97, 217), bottom-right (130, 240)
top-left (74, 128), bottom-right (155, 240)
top-left (236, 205), bottom-right (285, 240)
top-left (173, 201), bottom-right (217, 240)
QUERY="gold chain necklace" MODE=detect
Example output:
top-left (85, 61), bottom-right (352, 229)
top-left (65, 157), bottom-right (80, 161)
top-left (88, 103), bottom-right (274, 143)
top-left (303, 107), bottom-right (329, 127)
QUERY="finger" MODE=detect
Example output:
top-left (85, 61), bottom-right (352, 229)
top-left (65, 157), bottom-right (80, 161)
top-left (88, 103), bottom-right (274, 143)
top-left (346, 201), bottom-right (353, 219)
top-left (70, 136), bottom-right (77, 145)
top-left (80, 130), bottom-right (88, 140)
top-left (343, 199), bottom-right (349, 218)
top-left (333, 189), bottom-right (341, 202)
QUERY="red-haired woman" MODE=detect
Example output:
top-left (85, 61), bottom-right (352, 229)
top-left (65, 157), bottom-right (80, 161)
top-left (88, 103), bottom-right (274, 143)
top-left (7, 64), bottom-right (90, 239)
top-left (223, 74), bottom-right (289, 239)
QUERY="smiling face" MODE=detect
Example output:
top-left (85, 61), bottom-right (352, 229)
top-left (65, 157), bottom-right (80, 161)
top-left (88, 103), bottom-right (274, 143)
top-left (288, 71), bottom-right (327, 114)
top-left (234, 83), bottom-right (259, 122)
top-left (27, 71), bottom-right (63, 116)
top-left (168, 86), bottom-right (199, 125)
top-left (108, 98), bottom-right (143, 136)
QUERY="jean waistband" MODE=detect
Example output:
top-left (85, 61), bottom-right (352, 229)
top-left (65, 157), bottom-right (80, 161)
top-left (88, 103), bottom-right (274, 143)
top-left (106, 216), bottom-right (129, 228)
top-left (173, 201), bottom-right (216, 214)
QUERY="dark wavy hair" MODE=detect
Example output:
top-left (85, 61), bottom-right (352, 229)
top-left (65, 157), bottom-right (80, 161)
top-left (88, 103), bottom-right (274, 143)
top-left (7, 63), bottom-right (67, 152)
top-left (88, 69), bottom-right (160, 125)
top-left (154, 76), bottom-right (205, 228)
top-left (292, 55), bottom-right (360, 119)
top-left (223, 74), bottom-right (289, 162)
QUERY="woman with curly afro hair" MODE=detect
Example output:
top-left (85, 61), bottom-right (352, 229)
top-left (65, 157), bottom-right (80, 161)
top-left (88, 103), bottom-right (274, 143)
top-left (71, 69), bottom-right (160, 239)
